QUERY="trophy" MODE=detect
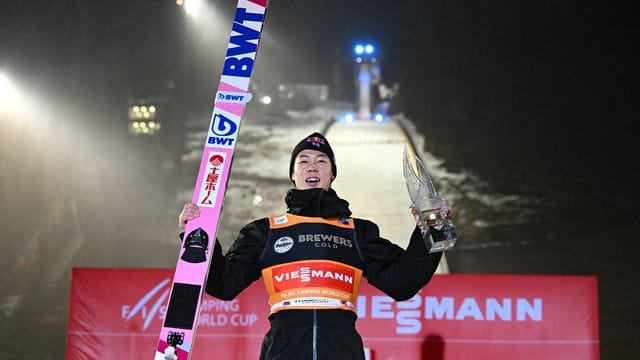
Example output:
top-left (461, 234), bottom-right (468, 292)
top-left (403, 144), bottom-right (457, 253)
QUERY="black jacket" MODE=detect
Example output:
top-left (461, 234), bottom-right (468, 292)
top-left (205, 188), bottom-right (442, 302)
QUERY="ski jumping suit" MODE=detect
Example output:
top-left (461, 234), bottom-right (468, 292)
top-left (205, 188), bottom-right (443, 359)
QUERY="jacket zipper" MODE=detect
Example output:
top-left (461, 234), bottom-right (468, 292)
top-left (312, 309), bottom-right (318, 360)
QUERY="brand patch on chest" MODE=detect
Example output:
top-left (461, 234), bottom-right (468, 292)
top-left (274, 236), bottom-right (294, 253)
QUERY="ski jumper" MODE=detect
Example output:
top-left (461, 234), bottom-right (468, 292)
top-left (205, 188), bottom-right (443, 359)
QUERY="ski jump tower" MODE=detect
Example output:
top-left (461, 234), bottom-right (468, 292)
top-left (353, 43), bottom-right (380, 121)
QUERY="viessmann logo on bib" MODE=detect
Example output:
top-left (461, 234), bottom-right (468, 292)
top-left (270, 261), bottom-right (358, 293)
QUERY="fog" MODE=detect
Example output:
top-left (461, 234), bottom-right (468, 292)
top-left (1, 1), bottom-right (638, 358)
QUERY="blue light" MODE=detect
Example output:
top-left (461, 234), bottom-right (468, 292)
top-left (336, 111), bottom-right (356, 123)
top-left (344, 113), bottom-right (355, 122)
top-left (374, 113), bottom-right (384, 122)
top-left (354, 42), bottom-right (377, 60)
top-left (365, 44), bottom-right (374, 54)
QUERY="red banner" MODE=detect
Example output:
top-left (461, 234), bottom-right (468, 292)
top-left (66, 268), bottom-right (599, 359)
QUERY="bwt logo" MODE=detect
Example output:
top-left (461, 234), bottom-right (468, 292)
top-left (216, 91), bottom-right (252, 104)
top-left (221, 6), bottom-right (265, 78)
top-left (211, 112), bottom-right (238, 137)
top-left (217, 92), bottom-right (244, 102)
top-left (121, 278), bottom-right (171, 330)
top-left (208, 112), bottom-right (238, 147)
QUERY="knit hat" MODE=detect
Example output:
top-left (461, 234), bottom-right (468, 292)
top-left (289, 132), bottom-right (337, 183)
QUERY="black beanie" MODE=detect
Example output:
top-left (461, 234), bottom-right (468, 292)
top-left (289, 132), bottom-right (337, 183)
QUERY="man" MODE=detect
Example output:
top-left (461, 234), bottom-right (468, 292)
top-left (179, 132), bottom-right (445, 359)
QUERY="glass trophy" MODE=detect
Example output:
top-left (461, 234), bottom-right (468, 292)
top-left (402, 145), bottom-right (457, 253)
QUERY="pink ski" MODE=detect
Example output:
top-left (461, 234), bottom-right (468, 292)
top-left (154, 1), bottom-right (269, 359)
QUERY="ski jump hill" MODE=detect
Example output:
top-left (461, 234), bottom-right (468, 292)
top-left (325, 119), bottom-right (450, 274)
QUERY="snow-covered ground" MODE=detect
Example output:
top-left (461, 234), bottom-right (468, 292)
top-left (327, 119), bottom-right (451, 273)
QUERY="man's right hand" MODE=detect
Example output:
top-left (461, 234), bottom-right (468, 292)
top-left (179, 203), bottom-right (201, 229)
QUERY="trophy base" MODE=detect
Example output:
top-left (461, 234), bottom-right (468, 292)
top-left (425, 215), bottom-right (457, 253)
top-left (428, 237), bottom-right (457, 253)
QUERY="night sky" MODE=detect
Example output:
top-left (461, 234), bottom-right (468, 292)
top-left (2, 0), bottom-right (639, 358)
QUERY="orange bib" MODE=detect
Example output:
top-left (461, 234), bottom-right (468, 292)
top-left (261, 214), bottom-right (364, 314)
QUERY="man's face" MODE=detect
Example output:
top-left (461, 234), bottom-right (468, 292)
top-left (292, 149), bottom-right (333, 191)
